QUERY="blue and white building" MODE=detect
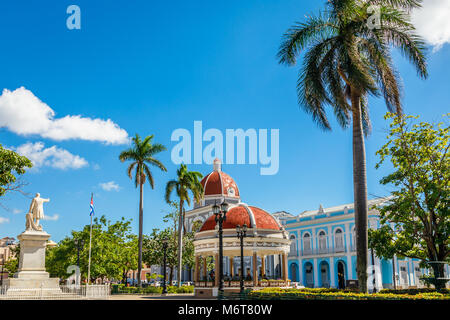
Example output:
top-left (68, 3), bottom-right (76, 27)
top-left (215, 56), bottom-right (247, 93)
top-left (276, 199), bottom-right (450, 290)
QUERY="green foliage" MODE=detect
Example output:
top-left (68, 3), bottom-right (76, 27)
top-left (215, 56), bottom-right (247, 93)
top-left (379, 288), bottom-right (449, 295)
top-left (165, 164), bottom-right (203, 207)
top-left (46, 216), bottom-right (137, 282)
top-left (0, 144), bottom-right (32, 197)
top-left (277, 0), bottom-right (427, 133)
top-left (4, 258), bottom-right (18, 275)
top-left (371, 113), bottom-right (449, 289)
top-left (142, 226), bottom-right (194, 274)
top-left (119, 134), bottom-right (167, 189)
top-left (111, 284), bottom-right (194, 295)
top-left (248, 288), bottom-right (450, 300)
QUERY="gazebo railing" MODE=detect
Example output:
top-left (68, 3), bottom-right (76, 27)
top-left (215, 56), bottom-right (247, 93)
top-left (195, 280), bottom-right (291, 288)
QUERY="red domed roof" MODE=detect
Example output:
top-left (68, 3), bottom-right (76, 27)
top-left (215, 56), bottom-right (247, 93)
top-left (199, 205), bottom-right (281, 232)
top-left (200, 159), bottom-right (239, 198)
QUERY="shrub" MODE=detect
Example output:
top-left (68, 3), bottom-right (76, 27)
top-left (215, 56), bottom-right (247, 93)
top-left (111, 284), bottom-right (193, 295)
top-left (378, 288), bottom-right (449, 295)
top-left (248, 288), bottom-right (450, 300)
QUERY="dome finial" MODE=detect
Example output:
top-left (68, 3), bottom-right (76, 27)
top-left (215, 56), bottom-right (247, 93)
top-left (213, 158), bottom-right (222, 172)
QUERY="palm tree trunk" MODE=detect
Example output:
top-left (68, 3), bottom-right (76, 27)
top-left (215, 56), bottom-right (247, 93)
top-left (177, 199), bottom-right (184, 287)
top-left (137, 181), bottom-right (144, 287)
top-left (351, 90), bottom-right (369, 293)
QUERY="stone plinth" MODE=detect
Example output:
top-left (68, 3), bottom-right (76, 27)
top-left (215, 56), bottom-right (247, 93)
top-left (4, 230), bottom-right (59, 290)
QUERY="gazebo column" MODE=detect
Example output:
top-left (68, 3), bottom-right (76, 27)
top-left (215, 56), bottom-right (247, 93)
top-left (253, 252), bottom-right (258, 287)
top-left (214, 253), bottom-right (219, 287)
top-left (194, 255), bottom-right (200, 282)
top-left (282, 253), bottom-right (288, 282)
top-left (229, 257), bottom-right (234, 278)
top-left (261, 255), bottom-right (266, 277)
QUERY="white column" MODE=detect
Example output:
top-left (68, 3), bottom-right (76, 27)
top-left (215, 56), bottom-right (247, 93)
top-left (375, 256), bottom-right (382, 289)
top-left (345, 223), bottom-right (351, 252)
top-left (312, 227), bottom-right (317, 254)
top-left (313, 258), bottom-right (318, 287)
top-left (298, 258), bottom-right (303, 285)
top-left (330, 257), bottom-right (336, 287)
top-left (328, 225), bottom-right (333, 253)
top-left (394, 255), bottom-right (399, 287)
top-left (409, 260), bottom-right (414, 286)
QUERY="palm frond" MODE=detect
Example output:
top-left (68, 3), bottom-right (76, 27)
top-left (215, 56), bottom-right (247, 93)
top-left (278, 13), bottom-right (337, 65)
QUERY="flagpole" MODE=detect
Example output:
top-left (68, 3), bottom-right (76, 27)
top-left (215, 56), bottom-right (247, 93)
top-left (87, 193), bottom-right (93, 285)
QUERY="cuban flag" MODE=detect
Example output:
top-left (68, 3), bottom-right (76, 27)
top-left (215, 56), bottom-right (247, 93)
top-left (89, 194), bottom-right (94, 216)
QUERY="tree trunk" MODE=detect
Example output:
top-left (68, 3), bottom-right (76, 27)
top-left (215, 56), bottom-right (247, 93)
top-left (169, 266), bottom-right (173, 284)
top-left (177, 199), bottom-right (184, 287)
top-left (137, 181), bottom-right (144, 287)
top-left (351, 91), bottom-right (369, 293)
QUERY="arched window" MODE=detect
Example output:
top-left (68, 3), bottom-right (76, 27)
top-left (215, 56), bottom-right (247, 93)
top-left (335, 229), bottom-right (344, 252)
top-left (318, 231), bottom-right (327, 253)
top-left (289, 235), bottom-right (297, 256)
top-left (303, 233), bottom-right (312, 254)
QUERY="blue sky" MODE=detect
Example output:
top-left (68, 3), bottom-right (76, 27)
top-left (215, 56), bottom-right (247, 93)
top-left (0, 0), bottom-right (449, 242)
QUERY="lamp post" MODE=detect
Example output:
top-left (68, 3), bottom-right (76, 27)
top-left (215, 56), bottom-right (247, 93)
top-left (212, 200), bottom-right (229, 298)
top-left (236, 224), bottom-right (247, 294)
top-left (162, 237), bottom-right (168, 294)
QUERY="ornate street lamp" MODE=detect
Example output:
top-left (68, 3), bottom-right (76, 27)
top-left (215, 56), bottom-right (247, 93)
top-left (74, 238), bottom-right (85, 268)
top-left (162, 237), bottom-right (168, 294)
top-left (213, 199), bottom-right (229, 298)
top-left (236, 224), bottom-right (247, 294)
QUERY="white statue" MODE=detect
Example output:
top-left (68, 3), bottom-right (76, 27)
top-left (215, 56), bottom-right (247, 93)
top-left (26, 193), bottom-right (50, 231)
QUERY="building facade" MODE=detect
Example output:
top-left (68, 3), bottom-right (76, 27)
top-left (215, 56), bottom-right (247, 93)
top-left (280, 201), bottom-right (450, 290)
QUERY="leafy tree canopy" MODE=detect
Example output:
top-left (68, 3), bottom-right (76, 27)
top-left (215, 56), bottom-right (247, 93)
top-left (0, 144), bottom-right (32, 197)
top-left (370, 113), bottom-right (449, 287)
top-left (46, 216), bottom-right (137, 282)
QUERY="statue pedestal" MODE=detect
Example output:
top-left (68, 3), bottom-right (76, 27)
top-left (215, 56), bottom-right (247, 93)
top-left (4, 230), bottom-right (59, 290)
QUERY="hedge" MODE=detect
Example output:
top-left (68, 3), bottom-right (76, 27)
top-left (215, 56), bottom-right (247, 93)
top-left (111, 284), bottom-right (194, 294)
top-left (248, 288), bottom-right (450, 300)
top-left (378, 288), bottom-right (449, 295)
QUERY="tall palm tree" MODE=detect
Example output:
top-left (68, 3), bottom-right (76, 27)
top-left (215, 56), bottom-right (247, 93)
top-left (278, 0), bottom-right (427, 292)
top-left (119, 134), bottom-right (167, 287)
top-left (165, 164), bottom-right (203, 287)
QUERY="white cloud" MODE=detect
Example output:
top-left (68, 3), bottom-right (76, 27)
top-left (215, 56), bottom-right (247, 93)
top-left (14, 142), bottom-right (88, 170)
top-left (0, 217), bottom-right (10, 224)
top-left (42, 214), bottom-right (59, 221)
top-left (412, 0), bottom-right (450, 52)
top-left (99, 181), bottom-right (120, 191)
top-left (0, 87), bottom-right (129, 145)
top-left (12, 209), bottom-right (21, 215)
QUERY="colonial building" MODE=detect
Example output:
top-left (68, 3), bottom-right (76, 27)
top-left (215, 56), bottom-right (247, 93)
top-left (280, 201), bottom-right (450, 290)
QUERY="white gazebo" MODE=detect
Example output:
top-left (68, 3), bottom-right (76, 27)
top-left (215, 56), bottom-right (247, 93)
top-left (193, 203), bottom-right (291, 297)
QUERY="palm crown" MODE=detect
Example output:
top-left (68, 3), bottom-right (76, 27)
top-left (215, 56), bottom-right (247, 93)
top-left (278, 0), bottom-right (427, 133)
top-left (165, 164), bottom-right (204, 206)
top-left (119, 134), bottom-right (167, 188)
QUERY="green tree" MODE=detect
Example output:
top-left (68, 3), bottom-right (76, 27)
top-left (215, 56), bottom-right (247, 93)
top-left (3, 244), bottom-right (20, 276)
top-left (4, 257), bottom-right (18, 276)
top-left (46, 216), bottom-right (138, 283)
top-left (165, 164), bottom-right (203, 287)
top-left (119, 134), bottom-right (167, 287)
top-left (0, 144), bottom-right (32, 198)
top-left (370, 113), bottom-right (449, 290)
top-left (277, 0), bottom-right (428, 292)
